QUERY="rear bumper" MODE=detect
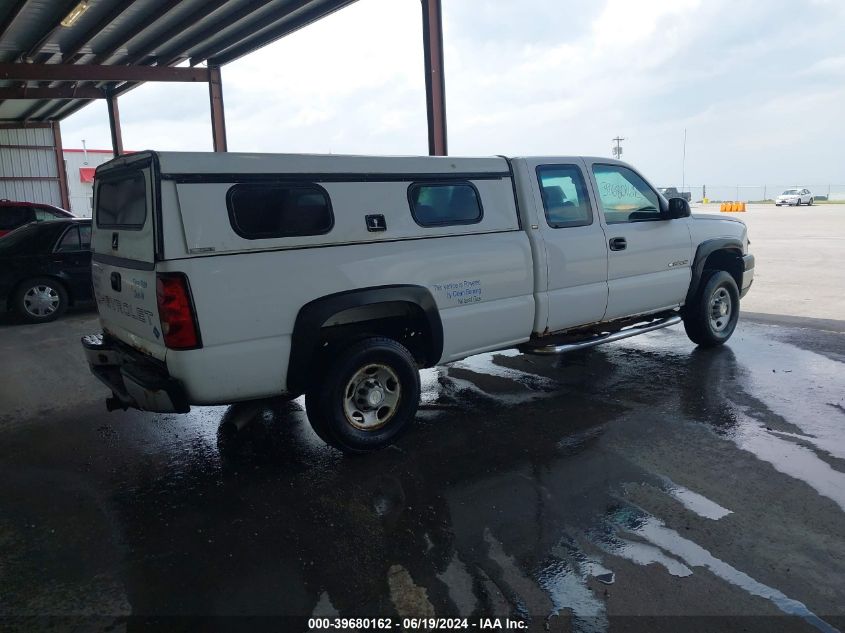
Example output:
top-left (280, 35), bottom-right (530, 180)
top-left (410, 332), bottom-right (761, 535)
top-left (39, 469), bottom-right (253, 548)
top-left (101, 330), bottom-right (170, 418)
top-left (741, 254), bottom-right (755, 298)
top-left (82, 333), bottom-right (189, 413)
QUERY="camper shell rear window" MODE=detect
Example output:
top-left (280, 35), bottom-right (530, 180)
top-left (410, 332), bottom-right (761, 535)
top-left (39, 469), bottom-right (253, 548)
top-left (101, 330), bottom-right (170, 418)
top-left (226, 183), bottom-right (334, 239)
top-left (96, 170), bottom-right (148, 229)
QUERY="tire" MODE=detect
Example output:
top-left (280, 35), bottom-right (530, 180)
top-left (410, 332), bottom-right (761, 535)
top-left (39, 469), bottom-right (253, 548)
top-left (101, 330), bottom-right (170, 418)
top-left (682, 270), bottom-right (740, 347)
top-left (13, 277), bottom-right (68, 323)
top-left (305, 337), bottom-right (421, 454)
top-left (808, 197), bottom-right (814, 206)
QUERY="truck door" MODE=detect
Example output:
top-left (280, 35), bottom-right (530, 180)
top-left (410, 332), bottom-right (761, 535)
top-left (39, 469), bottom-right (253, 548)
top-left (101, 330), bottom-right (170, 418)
top-left (522, 159), bottom-right (609, 333)
top-left (586, 161), bottom-right (692, 320)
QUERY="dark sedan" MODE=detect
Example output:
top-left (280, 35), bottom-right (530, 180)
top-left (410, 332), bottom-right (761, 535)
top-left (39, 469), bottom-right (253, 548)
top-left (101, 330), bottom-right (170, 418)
top-left (0, 219), bottom-right (92, 323)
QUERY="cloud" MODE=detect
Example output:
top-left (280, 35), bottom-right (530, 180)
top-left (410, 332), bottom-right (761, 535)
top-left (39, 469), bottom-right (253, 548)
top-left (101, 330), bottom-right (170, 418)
top-left (63, 0), bottom-right (845, 185)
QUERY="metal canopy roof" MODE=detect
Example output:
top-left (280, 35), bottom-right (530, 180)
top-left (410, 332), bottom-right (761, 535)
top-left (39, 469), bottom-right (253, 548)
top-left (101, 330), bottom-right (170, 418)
top-left (0, 0), bottom-right (357, 122)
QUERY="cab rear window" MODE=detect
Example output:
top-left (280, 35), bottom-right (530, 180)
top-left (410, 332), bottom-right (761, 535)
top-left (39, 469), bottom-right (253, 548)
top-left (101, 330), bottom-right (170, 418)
top-left (96, 170), bottom-right (147, 229)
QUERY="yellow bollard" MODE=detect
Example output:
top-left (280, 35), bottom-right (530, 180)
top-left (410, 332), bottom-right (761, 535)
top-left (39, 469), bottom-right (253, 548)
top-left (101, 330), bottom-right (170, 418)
top-left (740, 202), bottom-right (746, 212)
top-left (720, 202), bottom-right (727, 212)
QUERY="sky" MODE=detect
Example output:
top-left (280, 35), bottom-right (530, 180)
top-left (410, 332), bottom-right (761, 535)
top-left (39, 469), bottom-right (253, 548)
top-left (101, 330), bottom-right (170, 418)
top-left (63, 0), bottom-right (845, 188)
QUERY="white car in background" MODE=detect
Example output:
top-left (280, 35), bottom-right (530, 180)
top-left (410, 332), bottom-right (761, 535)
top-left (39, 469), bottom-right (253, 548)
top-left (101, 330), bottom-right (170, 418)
top-left (775, 188), bottom-right (813, 206)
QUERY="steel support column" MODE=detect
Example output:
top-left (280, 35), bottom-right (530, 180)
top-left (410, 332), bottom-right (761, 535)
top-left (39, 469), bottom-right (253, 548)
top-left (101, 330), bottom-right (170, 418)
top-left (51, 121), bottom-right (71, 210)
top-left (208, 65), bottom-right (228, 152)
top-left (106, 91), bottom-right (124, 156)
top-left (421, 0), bottom-right (447, 156)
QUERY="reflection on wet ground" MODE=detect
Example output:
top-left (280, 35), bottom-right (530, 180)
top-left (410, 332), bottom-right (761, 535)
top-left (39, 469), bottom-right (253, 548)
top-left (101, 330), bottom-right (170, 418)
top-left (1, 318), bottom-right (844, 631)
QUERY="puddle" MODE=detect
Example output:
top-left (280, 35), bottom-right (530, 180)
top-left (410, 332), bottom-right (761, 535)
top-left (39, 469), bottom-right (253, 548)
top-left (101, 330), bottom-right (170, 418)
top-left (453, 349), bottom-right (558, 392)
top-left (659, 477), bottom-right (733, 520)
top-left (418, 350), bottom-right (560, 408)
top-left (737, 337), bottom-right (845, 461)
top-left (589, 530), bottom-right (692, 577)
top-left (732, 410), bottom-right (845, 512)
top-left (436, 552), bottom-right (478, 616)
top-left (535, 555), bottom-right (608, 633)
top-left (609, 508), bottom-right (840, 633)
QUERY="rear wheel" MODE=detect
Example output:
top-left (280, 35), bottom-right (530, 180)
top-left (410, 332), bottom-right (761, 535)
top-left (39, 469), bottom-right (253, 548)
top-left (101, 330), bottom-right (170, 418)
top-left (14, 277), bottom-right (68, 323)
top-left (683, 271), bottom-right (740, 347)
top-left (305, 337), bottom-right (421, 453)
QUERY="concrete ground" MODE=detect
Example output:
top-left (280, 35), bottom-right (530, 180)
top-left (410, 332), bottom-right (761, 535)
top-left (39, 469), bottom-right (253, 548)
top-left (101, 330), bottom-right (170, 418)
top-left (696, 203), bottom-right (845, 322)
top-left (1, 206), bottom-right (844, 632)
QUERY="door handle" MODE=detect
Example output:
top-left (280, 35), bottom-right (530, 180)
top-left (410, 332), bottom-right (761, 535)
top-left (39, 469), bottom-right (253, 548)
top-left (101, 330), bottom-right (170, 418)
top-left (609, 237), bottom-right (627, 251)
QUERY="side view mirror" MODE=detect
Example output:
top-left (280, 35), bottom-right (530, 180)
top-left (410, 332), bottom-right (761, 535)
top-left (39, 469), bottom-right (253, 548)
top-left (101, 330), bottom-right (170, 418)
top-left (663, 197), bottom-right (691, 219)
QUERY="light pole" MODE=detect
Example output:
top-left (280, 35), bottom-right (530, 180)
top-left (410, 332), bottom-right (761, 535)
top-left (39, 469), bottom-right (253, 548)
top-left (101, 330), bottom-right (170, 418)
top-left (612, 136), bottom-right (625, 159)
top-left (681, 128), bottom-right (687, 195)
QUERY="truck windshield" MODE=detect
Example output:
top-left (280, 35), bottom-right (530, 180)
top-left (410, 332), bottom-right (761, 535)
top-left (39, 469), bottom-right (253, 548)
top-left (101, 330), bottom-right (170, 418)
top-left (96, 170), bottom-right (148, 229)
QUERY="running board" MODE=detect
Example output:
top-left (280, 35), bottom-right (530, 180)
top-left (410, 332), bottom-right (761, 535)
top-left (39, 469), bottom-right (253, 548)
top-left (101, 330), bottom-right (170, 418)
top-left (523, 315), bottom-right (682, 355)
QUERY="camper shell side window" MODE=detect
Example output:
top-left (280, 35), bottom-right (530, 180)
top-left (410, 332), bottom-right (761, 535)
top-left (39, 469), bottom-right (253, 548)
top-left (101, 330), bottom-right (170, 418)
top-left (407, 181), bottom-right (484, 227)
top-left (226, 183), bottom-right (334, 239)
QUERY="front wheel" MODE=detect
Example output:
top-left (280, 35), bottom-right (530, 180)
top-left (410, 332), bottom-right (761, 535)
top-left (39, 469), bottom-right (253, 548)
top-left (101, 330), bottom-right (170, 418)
top-left (808, 197), bottom-right (814, 206)
top-left (305, 337), bottom-right (421, 453)
top-left (683, 271), bottom-right (740, 347)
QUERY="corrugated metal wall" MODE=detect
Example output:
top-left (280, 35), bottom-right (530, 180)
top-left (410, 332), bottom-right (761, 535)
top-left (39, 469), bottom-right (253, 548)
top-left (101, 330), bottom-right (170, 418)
top-left (0, 123), bottom-right (68, 208)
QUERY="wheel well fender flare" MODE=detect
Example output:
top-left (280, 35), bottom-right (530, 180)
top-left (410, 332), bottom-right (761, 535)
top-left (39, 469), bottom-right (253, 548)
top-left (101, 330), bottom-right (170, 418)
top-left (287, 285), bottom-right (443, 394)
top-left (686, 238), bottom-right (743, 305)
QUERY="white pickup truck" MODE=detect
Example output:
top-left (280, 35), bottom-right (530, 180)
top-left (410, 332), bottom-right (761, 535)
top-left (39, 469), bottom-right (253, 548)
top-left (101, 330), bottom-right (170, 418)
top-left (82, 151), bottom-right (754, 452)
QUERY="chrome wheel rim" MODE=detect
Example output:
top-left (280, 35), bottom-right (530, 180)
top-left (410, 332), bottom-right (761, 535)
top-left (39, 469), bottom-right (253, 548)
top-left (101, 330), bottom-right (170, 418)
top-left (23, 284), bottom-right (60, 317)
top-left (708, 287), bottom-right (732, 332)
top-left (342, 363), bottom-right (401, 431)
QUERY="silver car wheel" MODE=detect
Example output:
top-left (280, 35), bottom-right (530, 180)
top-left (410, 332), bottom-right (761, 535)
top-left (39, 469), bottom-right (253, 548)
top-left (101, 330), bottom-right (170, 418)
top-left (23, 284), bottom-right (60, 317)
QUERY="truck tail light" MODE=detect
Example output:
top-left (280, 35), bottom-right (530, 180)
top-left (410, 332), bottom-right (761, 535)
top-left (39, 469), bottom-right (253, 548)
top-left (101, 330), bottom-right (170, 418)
top-left (156, 273), bottom-right (201, 350)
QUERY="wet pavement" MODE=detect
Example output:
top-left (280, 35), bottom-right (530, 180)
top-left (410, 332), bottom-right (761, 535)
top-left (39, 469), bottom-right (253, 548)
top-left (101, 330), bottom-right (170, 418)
top-left (1, 310), bottom-right (844, 632)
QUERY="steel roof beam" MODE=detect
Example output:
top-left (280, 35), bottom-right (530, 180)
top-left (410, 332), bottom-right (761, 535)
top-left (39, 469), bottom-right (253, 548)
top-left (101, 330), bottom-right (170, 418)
top-left (198, 0), bottom-right (357, 66)
top-left (0, 0), bottom-right (30, 40)
top-left (17, 99), bottom-right (57, 121)
top-left (188, 0), bottom-right (317, 66)
top-left (0, 86), bottom-right (105, 99)
top-left (22, 0), bottom-right (80, 60)
top-left (59, 1), bottom-right (139, 63)
top-left (27, 97), bottom-right (82, 121)
top-left (0, 62), bottom-right (211, 82)
top-left (158, 0), bottom-right (276, 66)
top-left (120, 0), bottom-right (232, 66)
